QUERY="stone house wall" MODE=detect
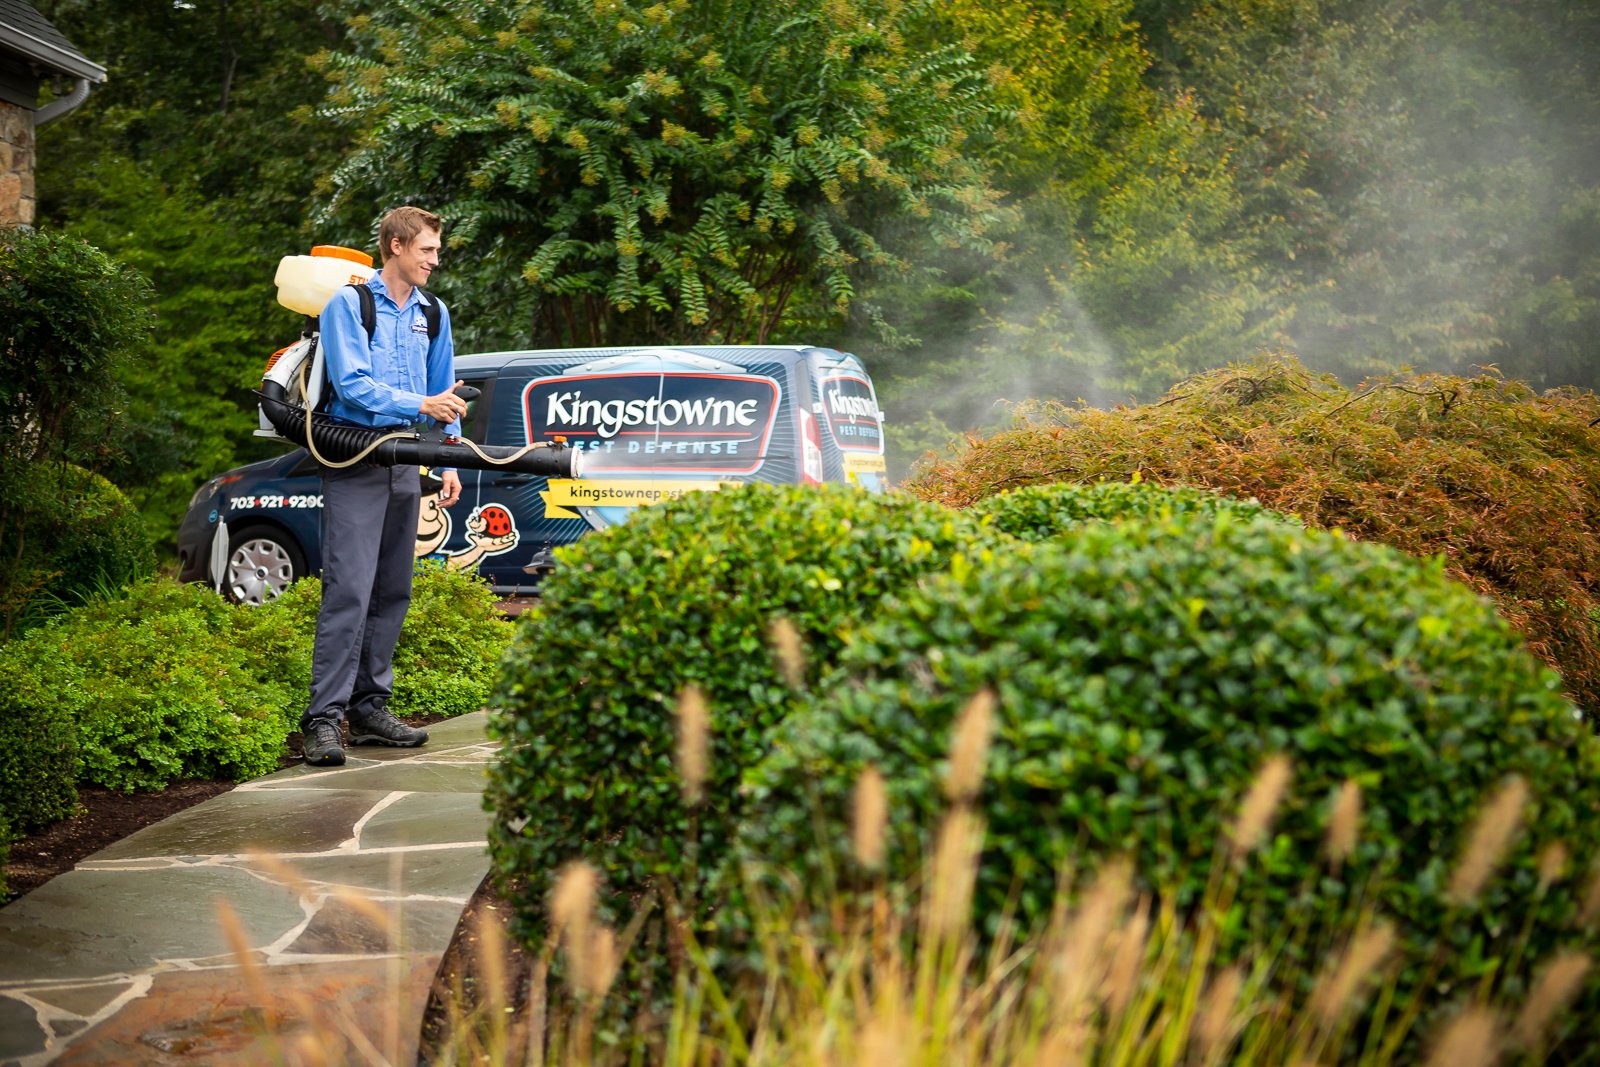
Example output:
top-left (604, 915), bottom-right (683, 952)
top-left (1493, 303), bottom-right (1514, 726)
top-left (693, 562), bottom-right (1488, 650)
top-left (0, 99), bottom-right (34, 227)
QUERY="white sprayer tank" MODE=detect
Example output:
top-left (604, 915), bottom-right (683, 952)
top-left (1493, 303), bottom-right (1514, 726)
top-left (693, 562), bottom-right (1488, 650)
top-left (274, 245), bottom-right (376, 316)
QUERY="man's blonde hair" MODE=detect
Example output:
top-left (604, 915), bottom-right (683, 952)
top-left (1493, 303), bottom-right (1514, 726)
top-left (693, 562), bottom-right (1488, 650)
top-left (378, 206), bottom-right (443, 262)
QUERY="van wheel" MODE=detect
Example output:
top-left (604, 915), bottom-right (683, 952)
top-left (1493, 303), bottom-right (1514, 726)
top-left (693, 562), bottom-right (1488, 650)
top-left (225, 525), bottom-right (306, 605)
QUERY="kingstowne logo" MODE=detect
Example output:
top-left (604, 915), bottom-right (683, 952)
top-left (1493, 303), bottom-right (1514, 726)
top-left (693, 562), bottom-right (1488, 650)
top-left (522, 371), bottom-right (782, 476)
top-left (820, 374), bottom-right (884, 452)
top-left (546, 390), bottom-right (759, 439)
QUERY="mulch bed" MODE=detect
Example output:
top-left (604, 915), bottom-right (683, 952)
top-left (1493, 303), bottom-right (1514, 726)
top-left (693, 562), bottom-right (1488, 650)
top-left (2, 777), bottom-right (240, 901)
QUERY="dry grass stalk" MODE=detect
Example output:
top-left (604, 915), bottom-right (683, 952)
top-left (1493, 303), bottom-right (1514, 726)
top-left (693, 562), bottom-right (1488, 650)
top-left (473, 906), bottom-right (510, 1024)
top-left (853, 765), bottom-right (888, 869)
top-left (1193, 964), bottom-right (1244, 1060)
top-left (1056, 857), bottom-right (1132, 1016)
top-left (1511, 950), bottom-right (1591, 1050)
top-left (1425, 1006), bottom-right (1501, 1067)
top-left (1031, 1023), bottom-right (1090, 1067)
top-left (551, 861), bottom-right (599, 997)
top-left (768, 615), bottom-right (807, 689)
top-left (1231, 754), bottom-right (1293, 860)
top-left (1578, 861), bottom-right (1600, 929)
top-left (330, 888), bottom-right (397, 942)
top-left (1105, 894), bottom-right (1152, 1017)
top-left (857, 1017), bottom-right (911, 1067)
top-left (1311, 920), bottom-right (1396, 1027)
top-left (1537, 841), bottom-right (1569, 892)
top-left (213, 897), bottom-right (270, 1007)
top-left (945, 688), bottom-right (996, 803)
top-left (286, 1032), bottom-right (330, 1067)
top-left (675, 683), bottom-right (710, 806)
top-left (551, 861), bottom-right (599, 932)
top-left (1447, 776), bottom-right (1528, 905)
top-left (1326, 780), bottom-right (1362, 868)
top-left (927, 808), bottom-right (984, 939)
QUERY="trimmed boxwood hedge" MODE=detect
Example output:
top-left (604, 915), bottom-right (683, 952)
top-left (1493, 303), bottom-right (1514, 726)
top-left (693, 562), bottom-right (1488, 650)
top-left (736, 512), bottom-right (1600, 1046)
top-left (486, 483), bottom-right (999, 939)
top-left (973, 478), bottom-right (1297, 541)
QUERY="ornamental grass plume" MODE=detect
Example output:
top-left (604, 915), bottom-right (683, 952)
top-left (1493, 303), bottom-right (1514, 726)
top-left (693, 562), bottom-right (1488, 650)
top-left (1105, 895), bottom-right (1152, 1017)
top-left (1311, 920), bottom-right (1397, 1027)
top-left (926, 807), bottom-right (983, 939)
top-left (1424, 1006), bottom-right (1501, 1067)
top-left (1511, 950), bottom-right (1592, 1051)
top-left (1192, 963), bottom-right (1244, 1061)
top-left (1054, 856), bottom-right (1133, 1017)
top-left (944, 688), bottom-right (995, 804)
top-left (550, 862), bottom-right (598, 993)
top-left (1230, 754), bottom-right (1292, 861)
top-left (1325, 780), bottom-right (1362, 870)
top-left (853, 764), bottom-right (888, 869)
top-left (1579, 861), bottom-right (1600, 929)
top-left (675, 683), bottom-right (709, 807)
top-left (767, 615), bottom-right (806, 690)
top-left (1537, 842), bottom-right (1569, 893)
top-left (1447, 776), bottom-right (1528, 905)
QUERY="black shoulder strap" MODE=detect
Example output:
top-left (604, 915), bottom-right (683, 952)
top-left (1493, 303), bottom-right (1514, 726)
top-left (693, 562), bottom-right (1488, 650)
top-left (349, 281), bottom-right (439, 343)
top-left (419, 289), bottom-right (441, 342)
top-left (352, 282), bottom-right (377, 342)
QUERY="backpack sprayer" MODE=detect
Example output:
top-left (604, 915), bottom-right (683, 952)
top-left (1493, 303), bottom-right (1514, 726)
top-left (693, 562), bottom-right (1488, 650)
top-left (255, 245), bottom-right (579, 478)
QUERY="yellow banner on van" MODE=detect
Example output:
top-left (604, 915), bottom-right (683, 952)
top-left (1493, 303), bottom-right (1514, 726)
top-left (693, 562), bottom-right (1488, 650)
top-left (540, 478), bottom-right (733, 519)
top-left (843, 454), bottom-right (888, 481)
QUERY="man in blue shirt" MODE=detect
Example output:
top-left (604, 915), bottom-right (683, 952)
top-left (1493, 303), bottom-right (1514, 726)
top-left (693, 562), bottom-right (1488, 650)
top-left (301, 206), bottom-right (469, 767)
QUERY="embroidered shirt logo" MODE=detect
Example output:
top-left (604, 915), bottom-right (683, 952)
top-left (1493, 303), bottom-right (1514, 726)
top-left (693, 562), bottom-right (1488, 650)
top-left (411, 317), bottom-right (430, 334)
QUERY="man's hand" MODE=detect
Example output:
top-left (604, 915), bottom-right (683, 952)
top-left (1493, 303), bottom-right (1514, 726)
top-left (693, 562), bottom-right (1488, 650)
top-left (420, 380), bottom-right (468, 423)
top-left (439, 470), bottom-right (462, 508)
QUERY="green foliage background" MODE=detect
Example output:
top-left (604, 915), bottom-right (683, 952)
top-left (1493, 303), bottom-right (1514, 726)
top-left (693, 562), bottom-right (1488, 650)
top-left (31, 0), bottom-right (1600, 538)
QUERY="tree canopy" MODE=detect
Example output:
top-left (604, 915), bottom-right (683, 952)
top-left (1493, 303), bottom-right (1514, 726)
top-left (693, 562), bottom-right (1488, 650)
top-left (311, 0), bottom-right (1012, 351)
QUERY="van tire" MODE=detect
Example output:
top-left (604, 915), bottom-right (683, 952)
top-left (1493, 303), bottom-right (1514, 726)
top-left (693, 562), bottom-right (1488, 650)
top-left (224, 524), bottom-right (306, 605)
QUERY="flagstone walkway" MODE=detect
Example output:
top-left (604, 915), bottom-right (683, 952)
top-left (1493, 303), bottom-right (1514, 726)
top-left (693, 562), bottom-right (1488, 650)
top-left (0, 711), bottom-right (498, 1067)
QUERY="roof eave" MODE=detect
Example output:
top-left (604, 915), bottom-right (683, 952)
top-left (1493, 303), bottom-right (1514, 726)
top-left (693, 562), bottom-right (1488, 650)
top-left (0, 21), bottom-right (107, 84)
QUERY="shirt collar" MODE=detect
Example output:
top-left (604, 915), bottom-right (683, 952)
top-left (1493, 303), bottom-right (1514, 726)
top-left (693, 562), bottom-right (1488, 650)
top-left (367, 271), bottom-right (430, 309)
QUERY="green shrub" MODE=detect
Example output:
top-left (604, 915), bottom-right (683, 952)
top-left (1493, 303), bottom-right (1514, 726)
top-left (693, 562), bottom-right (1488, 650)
top-left (395, 562), bottom-right (515, 717)
top-left (973, 478), bottom-right (1296, 541)
top-left (738, 513), bottom-right (1600, 1036)
top-left (231, 575), bottom-right (318, 726)
top-left (257, 563), bottom-right (515, 720)
top-left (0, 653), bottom-right (80, 834)
top-left (0, 464), bottom-right (156, 639)
top-left (487, 483), bottom-right (999, 941)
top-left (7, 579), bottom-right (294, 791)
top-left (908, 356), bottom-right (1600, 717)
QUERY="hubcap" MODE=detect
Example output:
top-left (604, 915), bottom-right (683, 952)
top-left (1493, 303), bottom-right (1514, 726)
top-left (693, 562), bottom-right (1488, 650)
top-left (228, 538), bottom-right (294, 604)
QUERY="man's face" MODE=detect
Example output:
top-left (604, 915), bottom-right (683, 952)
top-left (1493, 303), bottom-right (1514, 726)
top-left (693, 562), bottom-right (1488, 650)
top-left (386, 227), bottom-right (442, 290)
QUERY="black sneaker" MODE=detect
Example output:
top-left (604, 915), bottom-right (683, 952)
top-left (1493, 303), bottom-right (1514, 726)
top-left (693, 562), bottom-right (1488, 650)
top-left (303, 718), bottom-right (346, 766)
top-left (348, 702), bottom-right (428, 747)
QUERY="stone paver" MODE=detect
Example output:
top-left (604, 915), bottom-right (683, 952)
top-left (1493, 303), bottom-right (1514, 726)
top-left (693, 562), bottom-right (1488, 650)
top-left (0, 711), bottom-right (497, 1067)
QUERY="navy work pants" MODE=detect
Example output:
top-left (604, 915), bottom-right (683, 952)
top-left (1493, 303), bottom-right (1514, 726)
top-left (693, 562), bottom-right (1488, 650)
top-left (302, 463), bottom-right (421, 728)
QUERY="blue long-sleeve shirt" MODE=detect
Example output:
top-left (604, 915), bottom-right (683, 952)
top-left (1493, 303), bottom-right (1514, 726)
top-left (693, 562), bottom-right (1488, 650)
top-left (320, 272), bottom-right (460, 441)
